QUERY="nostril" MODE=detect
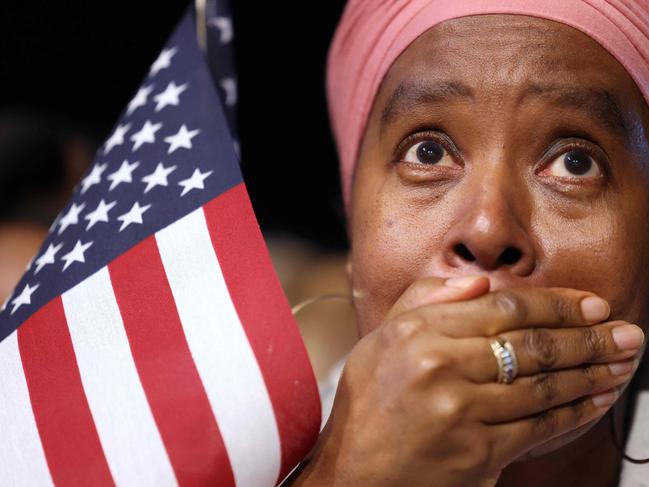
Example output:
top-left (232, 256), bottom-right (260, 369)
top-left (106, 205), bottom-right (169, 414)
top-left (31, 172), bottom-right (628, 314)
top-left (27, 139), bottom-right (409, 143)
top-left (454, 243), bottom-right (476, 262)
top-left (500, 246), bottom-right (522, 265)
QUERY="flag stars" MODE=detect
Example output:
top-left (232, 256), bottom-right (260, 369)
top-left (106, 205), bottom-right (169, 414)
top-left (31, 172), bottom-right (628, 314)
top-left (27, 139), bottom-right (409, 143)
top-left (131, 120), bottom-right (162, 151)
top-left (164, 124), bottom-right (199, 154)
top-left (85, 199), bottom-right (117, 230)
top-left (220, 77), bottom-right (237, 107)
top-left (141, 163), bottom-right (177, 193)
top-left (34, 242), bottom-right (64, 274)
top-left (103, 123), bottom-right (131, 155)
top-left (150, 46), bottom-right (178, 76)
top-left (10, 283), bottom-right (39, 315)
top-left (61, 240), bottom-right (93, 271)
top-left (80, 162), bottom-right (108, 195)
top-left (179, 168), bottom-right (213, 196)
top-left (153, 81), bottom-right (188, 111)
top-left (208, 16), bottom-right (233, 44)
top-left (107, 160), bottom-right (140, 191)
top-left (117, 202), bottom-right (152, 232)
top-left (127, 85), bottom-right (153, 116)
top-left (58, 202), bottom-right (86, 235)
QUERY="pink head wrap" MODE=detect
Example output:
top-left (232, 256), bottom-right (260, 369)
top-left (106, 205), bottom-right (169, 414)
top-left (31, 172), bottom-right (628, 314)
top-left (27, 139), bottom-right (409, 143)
top-left (326, 0), bottom-right (649, 217)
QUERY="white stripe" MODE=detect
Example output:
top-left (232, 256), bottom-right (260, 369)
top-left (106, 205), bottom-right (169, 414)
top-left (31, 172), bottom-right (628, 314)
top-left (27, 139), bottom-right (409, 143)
top-left (156, 207), bottom-right (281, 487)
top-left (62, 268), bottom-right (178, 487)
top-left (0, 331), bottom-right (54, 487)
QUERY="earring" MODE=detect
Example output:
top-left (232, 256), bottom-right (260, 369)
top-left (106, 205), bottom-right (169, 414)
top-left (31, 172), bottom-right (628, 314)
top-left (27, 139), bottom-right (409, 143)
top-left (291, 293), bottom-right (353, 316)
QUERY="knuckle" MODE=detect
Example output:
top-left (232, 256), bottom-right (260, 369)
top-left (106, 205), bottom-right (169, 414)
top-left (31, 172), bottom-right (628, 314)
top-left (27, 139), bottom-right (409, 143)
top-left (491, 291), bottom-right (527, 325)
top-left (570, 397), bottom-right (590, 425)
top-left (412, 351), bottom-right (450, 379)
top-left (582, 326), bottom-right (608, 360)
top-left (524, 328), bottom-right (558, 371)
top-left (580, 365), bottom-right (599, 393)
top-left (382, 317), bottom-right (421, 345)
top-left (547, 292), bottom-right (576, 323)
top-left (429, 391), bottom-right (468, 425)
top-left (533, 407), bottom-right (560, 437)
top-left (531, 372), bottom-right (558, 404)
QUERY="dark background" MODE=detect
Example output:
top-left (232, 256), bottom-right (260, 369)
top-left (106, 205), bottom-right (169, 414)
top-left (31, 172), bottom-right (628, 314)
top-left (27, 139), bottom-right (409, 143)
top-left (0, 1), bottom-right (348, 250)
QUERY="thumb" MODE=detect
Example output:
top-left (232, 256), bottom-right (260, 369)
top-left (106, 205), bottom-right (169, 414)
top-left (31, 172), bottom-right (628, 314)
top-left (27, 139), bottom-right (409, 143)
top-left (384, 275), bottom-right (490, 323)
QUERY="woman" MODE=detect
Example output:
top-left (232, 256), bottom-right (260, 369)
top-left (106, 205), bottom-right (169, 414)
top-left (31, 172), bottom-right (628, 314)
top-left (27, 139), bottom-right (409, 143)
top-left (288, 1), bottom-right (649, 486)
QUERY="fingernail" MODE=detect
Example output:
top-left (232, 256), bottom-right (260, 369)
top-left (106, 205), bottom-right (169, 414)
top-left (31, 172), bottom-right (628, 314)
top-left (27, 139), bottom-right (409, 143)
top-left (580, 297), bottom-right (610, 323)
top-left (592, 390), bottom-right (618, 408)
top-left (608, 360), bottom-right (634, 376)
top-left (445, 275), bottom-right (482, 289)
top-left (612, 325), bottom-right (644, 351)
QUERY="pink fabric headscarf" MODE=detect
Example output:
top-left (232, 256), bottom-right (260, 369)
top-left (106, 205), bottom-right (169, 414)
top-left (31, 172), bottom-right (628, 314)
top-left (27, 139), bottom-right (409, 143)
top-left (326, 0), bottom-right (649, 217)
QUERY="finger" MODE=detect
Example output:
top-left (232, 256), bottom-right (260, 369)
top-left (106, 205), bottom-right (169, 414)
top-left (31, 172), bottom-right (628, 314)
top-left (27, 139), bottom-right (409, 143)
top-left (407, 287), bottom-right (610, 338)
top-left (490, 390), bottom-right (618, 466)
top-left (474, 360), bottom-right (635, 424)
top-left (384, 275), bottom-right (490, 323)
top-left (460, 321), bottom-right (644, 382)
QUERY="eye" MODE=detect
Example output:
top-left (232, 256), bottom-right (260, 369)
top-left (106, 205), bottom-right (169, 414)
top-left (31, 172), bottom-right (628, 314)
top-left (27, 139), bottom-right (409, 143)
top-left (544, 149), bottom-right (602, 179)
top-left (401, 139), bottom-right (456, 166)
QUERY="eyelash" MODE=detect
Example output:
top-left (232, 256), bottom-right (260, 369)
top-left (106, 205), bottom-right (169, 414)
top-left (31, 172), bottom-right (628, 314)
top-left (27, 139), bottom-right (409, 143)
top-left (392, 130), bottom-right (609, 179)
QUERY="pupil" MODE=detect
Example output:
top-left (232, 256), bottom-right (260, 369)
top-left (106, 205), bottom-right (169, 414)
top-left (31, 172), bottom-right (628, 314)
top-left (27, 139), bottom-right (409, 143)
top-left (564, 151), bottom-right (592, 175)
top-left (417, 141), bottom-right (444, 164)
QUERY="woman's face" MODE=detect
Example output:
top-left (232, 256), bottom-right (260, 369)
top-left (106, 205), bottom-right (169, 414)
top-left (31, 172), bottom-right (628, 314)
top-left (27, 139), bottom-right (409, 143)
top-left (347, 13), bottom-right (649, 456)
top-left (349, 14), bottom-right (649, 335)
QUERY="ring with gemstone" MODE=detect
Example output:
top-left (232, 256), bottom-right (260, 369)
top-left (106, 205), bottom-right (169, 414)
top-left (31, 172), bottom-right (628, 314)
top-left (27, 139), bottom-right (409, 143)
top-left (490, 336), bottom-right (519, 384)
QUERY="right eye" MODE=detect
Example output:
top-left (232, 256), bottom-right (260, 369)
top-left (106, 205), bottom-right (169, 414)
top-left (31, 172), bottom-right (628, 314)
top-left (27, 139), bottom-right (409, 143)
top-left (401, 139), bottom-right (456, 167)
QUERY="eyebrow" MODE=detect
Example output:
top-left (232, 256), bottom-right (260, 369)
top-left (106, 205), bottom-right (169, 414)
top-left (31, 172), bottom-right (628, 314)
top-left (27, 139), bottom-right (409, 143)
top-left (380, 79), bottom-right (629, 138)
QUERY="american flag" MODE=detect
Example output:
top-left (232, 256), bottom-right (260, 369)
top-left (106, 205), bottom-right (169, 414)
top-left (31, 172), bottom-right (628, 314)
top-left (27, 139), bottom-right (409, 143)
top-left (0, 4), bottom-right (321, 486)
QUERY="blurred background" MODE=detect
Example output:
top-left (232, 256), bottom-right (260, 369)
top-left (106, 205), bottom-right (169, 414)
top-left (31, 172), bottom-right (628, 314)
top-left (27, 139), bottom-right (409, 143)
top-left (0, 1), bottom-right (356, 400)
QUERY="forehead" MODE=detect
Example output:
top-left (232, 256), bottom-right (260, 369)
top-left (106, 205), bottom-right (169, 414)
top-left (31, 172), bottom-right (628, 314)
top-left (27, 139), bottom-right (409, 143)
top-left (374, 14), bottom-right (646, 136)
top-left (382, 14), bottom-right (624, 87)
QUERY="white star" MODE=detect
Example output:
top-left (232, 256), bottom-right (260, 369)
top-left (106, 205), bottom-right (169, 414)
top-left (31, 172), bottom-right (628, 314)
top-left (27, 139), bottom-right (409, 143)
top-left (107, 160), bottom-right (140, 191)
top-left (85, 199), bottom-right (117, 230)
top-left (61, 240), bottom-right (93, 271)
top-left (127, 85), bottom-right (153, 115)
top-left (58, 202), bottom-right (86, 235)
top-left (117, 202), bottom-right (152, 232)
top-left (141, 163), bottom-right (177, 193)
top-left (10, 283), bottom-right (39, 315)
top-left (103, 123), bottom-right (131, 154)
top-left (178, 168), bottom-right (213, 196)
top-left (220, 77), bottom-right (237, 107)
top-left (150, 47), bottom-right (177, 76)
top-left (34, 242), bottom-right (63, 274)
top-left (164, 124), bottom-right (200, 154)
top-left (153, 81), bottom-right (188, 111)
top-left (1, 294), bottom-right (9, 312)
top-left (208, 16), bottom-right (233, 43)
top-left (233, 139), bottom-right (240, 159)
top-left (131, 120), bottom-right (162, 151)
top-left (80, 162), bottom-right (108, 195)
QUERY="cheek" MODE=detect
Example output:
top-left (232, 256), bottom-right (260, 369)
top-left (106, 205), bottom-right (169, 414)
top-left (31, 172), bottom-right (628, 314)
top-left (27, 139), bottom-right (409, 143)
top-left (532, 196), bottom-right (649, 326)
top-left (350, 179), bottom-right (452, 336)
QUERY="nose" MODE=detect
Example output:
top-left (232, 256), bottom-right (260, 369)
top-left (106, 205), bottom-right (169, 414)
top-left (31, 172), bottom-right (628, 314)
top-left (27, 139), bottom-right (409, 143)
top-left (442, 172), bottom-right (536, 276)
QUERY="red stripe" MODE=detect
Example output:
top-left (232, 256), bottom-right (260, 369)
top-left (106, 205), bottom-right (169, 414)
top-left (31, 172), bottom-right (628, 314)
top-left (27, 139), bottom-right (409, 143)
top-left (203, 183), bottom-right (321, 483)
top-left (108, 235), bottom-right (235, 487)
top-left (18, 298), bottom-right (115, 487)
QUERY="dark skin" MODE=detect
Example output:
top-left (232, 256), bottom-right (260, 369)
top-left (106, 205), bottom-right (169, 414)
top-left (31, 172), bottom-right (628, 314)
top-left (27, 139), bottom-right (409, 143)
top-left (288, 14), bottom-right (649, 487)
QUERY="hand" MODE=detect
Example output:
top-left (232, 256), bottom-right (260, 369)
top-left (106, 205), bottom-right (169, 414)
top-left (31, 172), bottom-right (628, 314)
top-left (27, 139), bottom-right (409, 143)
top-left (289, 276), bottom-right (644, 487)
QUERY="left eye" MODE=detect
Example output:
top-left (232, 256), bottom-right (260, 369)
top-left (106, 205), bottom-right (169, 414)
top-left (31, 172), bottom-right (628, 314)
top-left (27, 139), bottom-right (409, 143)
top-left (545, 150), bottom-right (601, 178)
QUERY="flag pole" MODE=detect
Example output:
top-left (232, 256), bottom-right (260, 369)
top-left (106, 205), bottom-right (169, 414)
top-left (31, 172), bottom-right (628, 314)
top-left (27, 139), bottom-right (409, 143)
top-left (195, 0), bottom-right (207, 52)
